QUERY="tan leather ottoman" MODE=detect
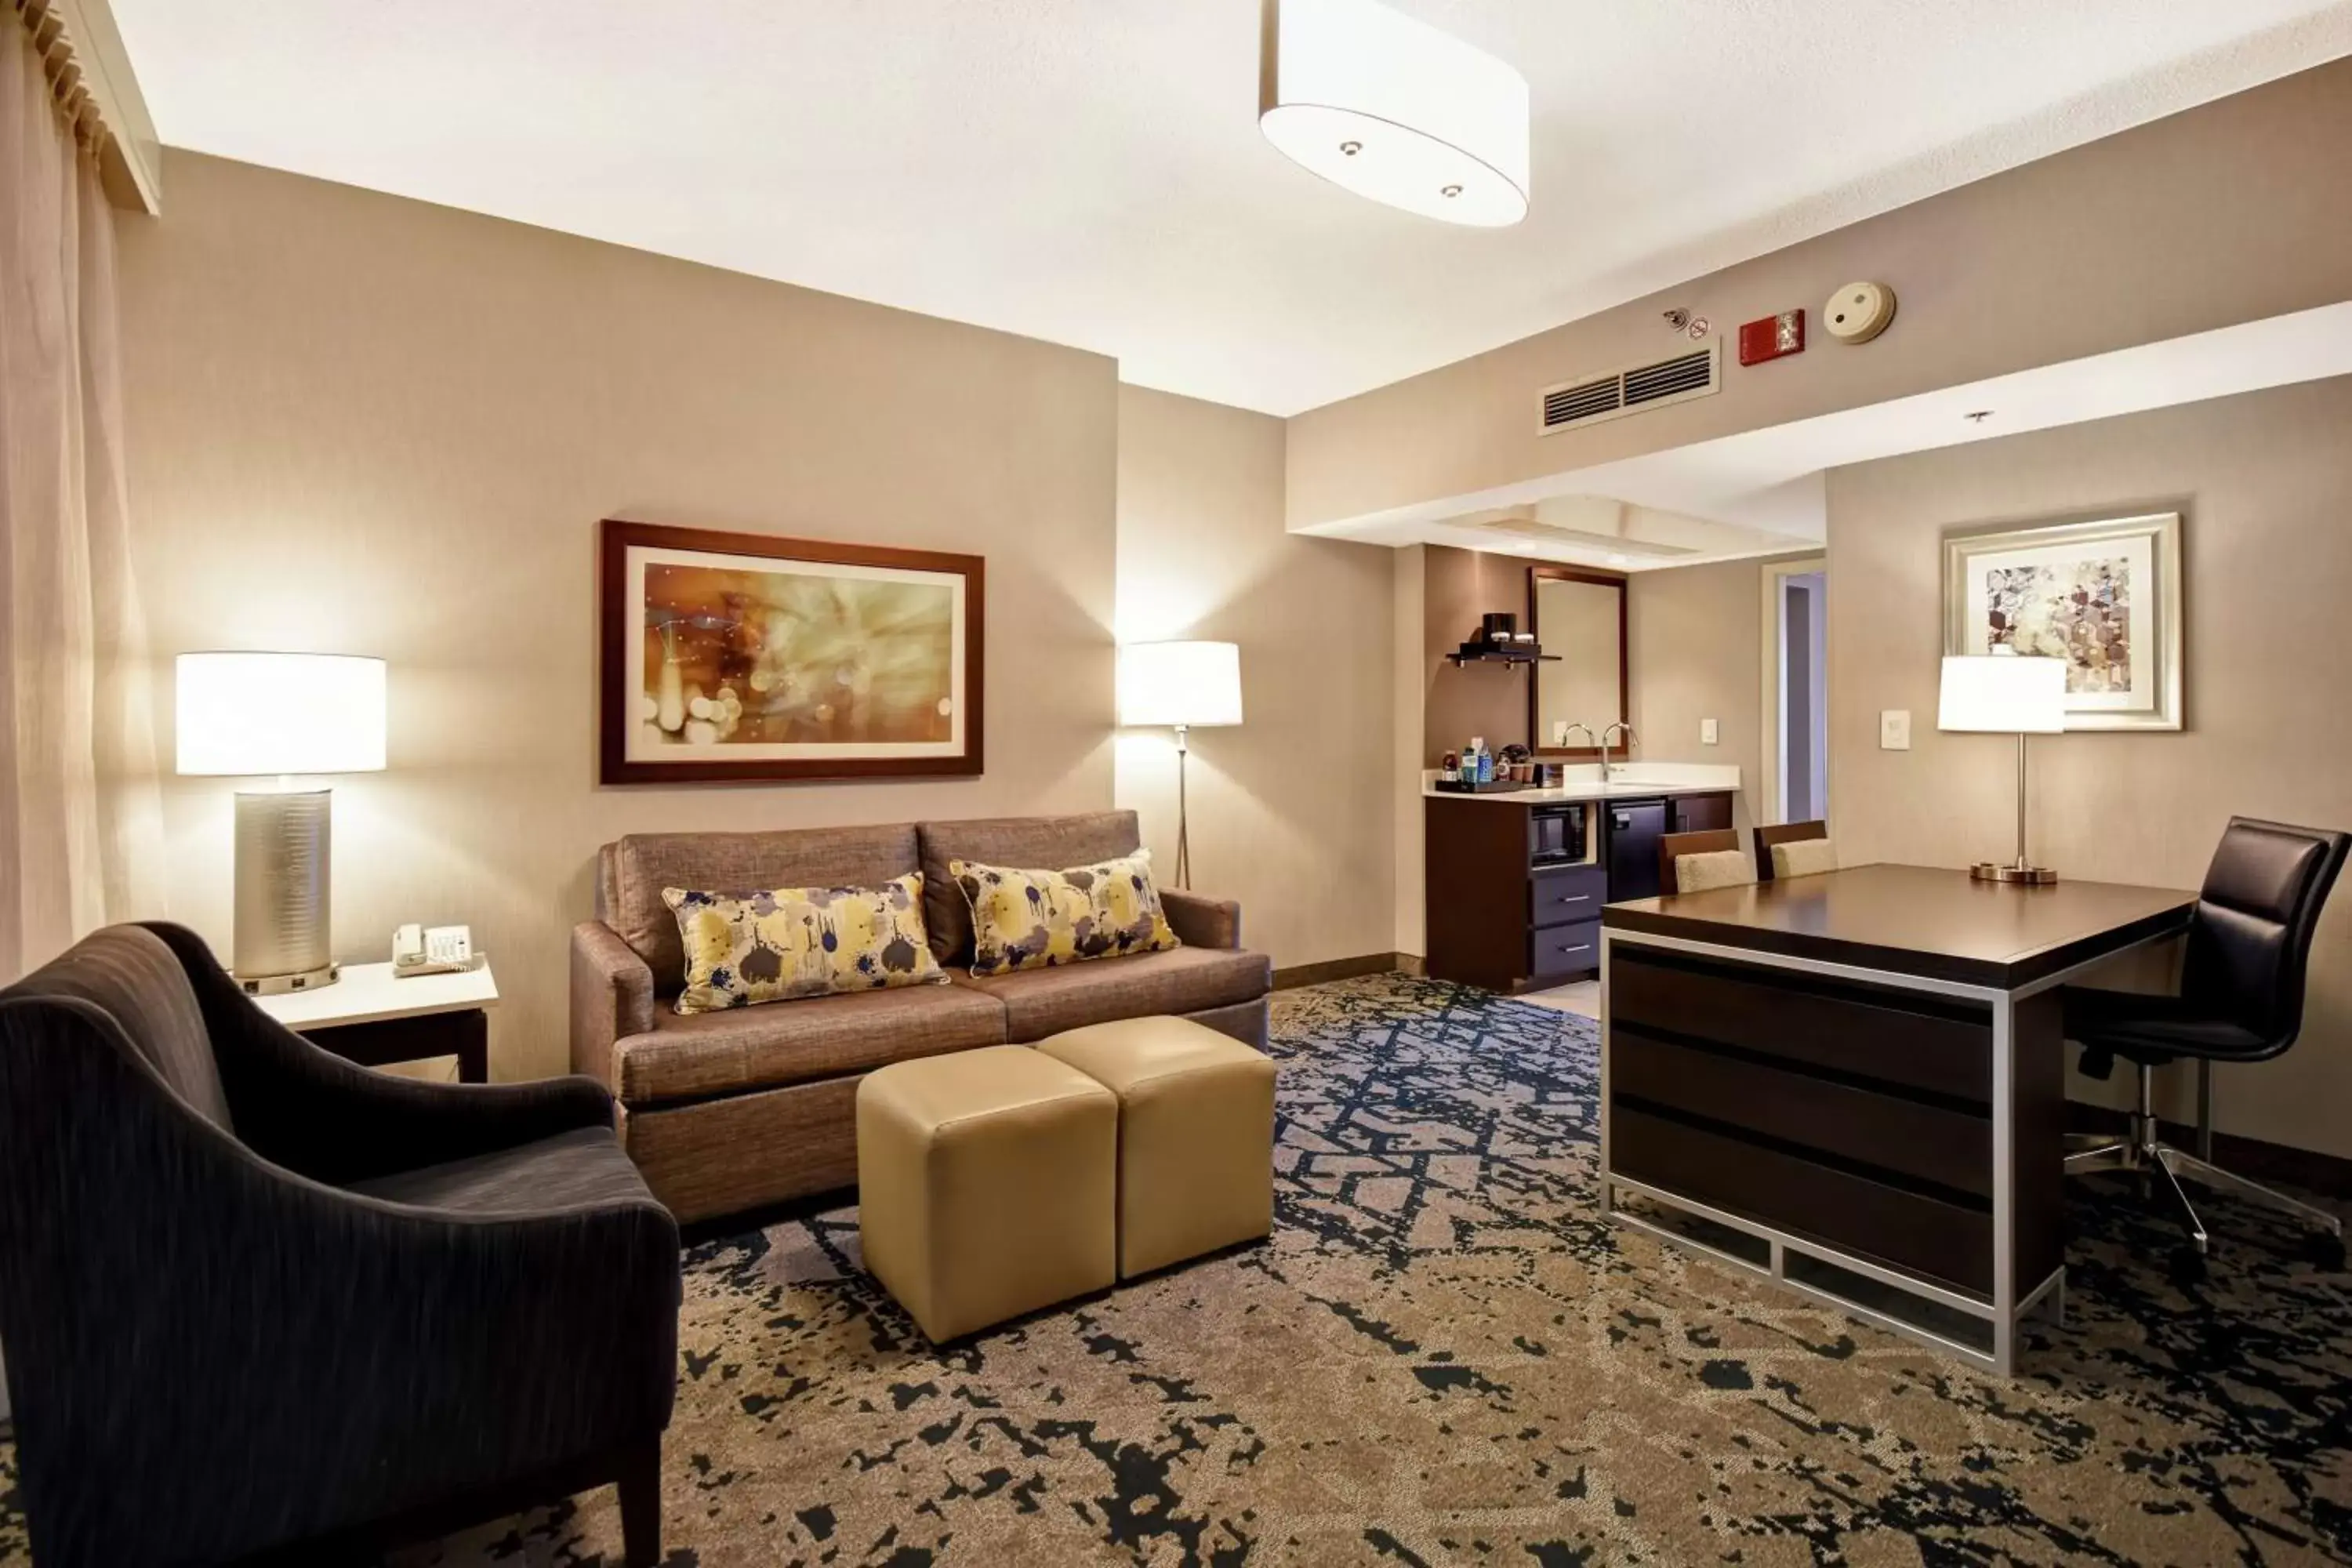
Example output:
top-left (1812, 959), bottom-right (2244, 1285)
top-left (1036, 1015), bottom-right (1277, 1279)
top-left (857, 1044), bottom-right (1118, 1342)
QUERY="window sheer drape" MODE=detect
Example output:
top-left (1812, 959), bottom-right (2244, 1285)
top-left (0, 9), bottom-right (165, 982)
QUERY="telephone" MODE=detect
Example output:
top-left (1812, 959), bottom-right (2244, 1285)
top-left (393, 923), bottom-right (475, 977)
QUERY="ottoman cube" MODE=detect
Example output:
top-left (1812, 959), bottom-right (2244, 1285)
top-left (1036, 1015), bottom-right (1277, 1279)
top-left (858, 1044), bottom-right (1118, 1342)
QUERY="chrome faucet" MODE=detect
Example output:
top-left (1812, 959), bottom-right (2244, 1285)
top-left (1601, 721), bottom-right (1639, 783)
top-left (1558, 721), bottom-right (1599, 759)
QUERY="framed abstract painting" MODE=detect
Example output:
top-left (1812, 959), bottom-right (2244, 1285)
top-left (1941, 510), bottom-right (2182, 731)
top-left (598, 519), bottom-right (985, 784)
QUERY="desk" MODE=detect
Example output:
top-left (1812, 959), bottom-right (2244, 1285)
top-left (1599, 864), bottom-right (2194, 1374)
top-left (252, 959), bottom-right (500, 1083)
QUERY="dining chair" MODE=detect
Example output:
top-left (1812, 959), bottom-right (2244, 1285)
top-left (1755, 820), bottom-right (1835, 882)
top-left (1659, 829), bottom-right (1749, 894)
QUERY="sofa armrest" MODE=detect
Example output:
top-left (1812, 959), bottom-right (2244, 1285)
top-left (1163, 887), bottom-right (1243, 950)
top-left (572, 920), bottom-right (659, 1087)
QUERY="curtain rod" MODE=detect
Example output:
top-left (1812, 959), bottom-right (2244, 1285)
top-left (12, 0), bottom-right (162, 214)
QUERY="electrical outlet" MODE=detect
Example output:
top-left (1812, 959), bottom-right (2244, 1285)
top-left (1880, 710), bottom-right (1912, 750)
top-left (1700, 718), bottom-right (1719, 746)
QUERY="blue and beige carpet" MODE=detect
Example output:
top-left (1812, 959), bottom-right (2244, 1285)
top-left (8, 975), bottom-right (2351, 1565)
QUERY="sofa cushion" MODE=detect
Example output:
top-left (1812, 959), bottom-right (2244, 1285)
top-left (665, 873), bottom-right (947, 1013)
top-left (612, 981), bottom-right (1006, 1105)
top-left (347, 1125), bottom-right (652, 1214)
top-left (951, 851), bottom-right (1179, 976)
top-left (954, 945), bottom-right (1272, 1042)
top-left (917, 812), bottom-right (1142, 966)
top-left (608, 826), bottom-right (920, 993)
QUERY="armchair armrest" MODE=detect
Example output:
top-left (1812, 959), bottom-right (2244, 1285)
top-left (142, 922), bottom-right (615, 1188)
top-left (572, 919), bottom-right (659, 1086)
top-left (1163, 887), bottom-right (1243, 950)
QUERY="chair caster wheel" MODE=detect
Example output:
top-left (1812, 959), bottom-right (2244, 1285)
top-left (2169, 1245), bottom-right (2207, 1287)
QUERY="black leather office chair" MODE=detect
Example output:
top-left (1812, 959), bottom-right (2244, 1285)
top-left (2062, 817), bottom-right (2350, 1282)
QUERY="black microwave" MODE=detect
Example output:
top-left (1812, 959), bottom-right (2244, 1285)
top-left (1530, 803), bottom-right (1588, 866)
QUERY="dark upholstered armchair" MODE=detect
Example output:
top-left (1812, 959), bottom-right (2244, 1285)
top-left (0, 924), bottom-right (681, 1568)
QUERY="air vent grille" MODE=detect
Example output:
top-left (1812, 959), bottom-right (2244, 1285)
top-left (1624, 347), bottom-right (1714, 405)
top-left (1537, 339), bottom-right (1720, 435)
top-left (1541, 377), bottom-right (1621, 428)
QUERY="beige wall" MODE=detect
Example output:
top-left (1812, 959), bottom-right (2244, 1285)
top-left (1627, 559), bottom-right (1774, 836)
top-left (1828, 374), bottom-right (2352, 1158)
top-left (1288, 58), bottom-right (2352, 530)
top-left (1113, 386), bottom-right (1395, 971)
top-left (1391, 545), bottom-right (1427, 960)
top-left (118, 154), bottom-right (1121, 1080)
top-left (1422, 545), bottom-right (1531, 765)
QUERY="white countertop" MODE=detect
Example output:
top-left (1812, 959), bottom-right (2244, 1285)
top-left (251, 958), bottom-right (500, 1029)
top-left (1421, 764), bottom-right (1740, 804)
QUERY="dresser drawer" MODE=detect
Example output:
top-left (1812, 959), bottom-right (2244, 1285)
top-left (1531, 918), bottom-right (1601, 976)
top-left (1528, 864), bottom-right (1607, 928)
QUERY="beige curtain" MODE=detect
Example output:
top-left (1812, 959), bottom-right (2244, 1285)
top-left (0, 9), bottom-right (165, 982)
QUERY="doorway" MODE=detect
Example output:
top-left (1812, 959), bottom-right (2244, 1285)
top-left (1759, 556), bottom-right (1828, 826)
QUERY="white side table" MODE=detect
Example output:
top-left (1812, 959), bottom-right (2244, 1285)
top-left (252, 959), bottom-right (501, 1082)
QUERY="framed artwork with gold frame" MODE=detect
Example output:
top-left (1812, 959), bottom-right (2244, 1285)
top-left (598, 518), bottom-right (985, 784)
top-left (1942, 510), bottom-right (2182, 732)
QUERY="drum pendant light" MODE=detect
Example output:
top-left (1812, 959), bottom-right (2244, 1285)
top-left (1259, 0), bottom-right (1530, 227)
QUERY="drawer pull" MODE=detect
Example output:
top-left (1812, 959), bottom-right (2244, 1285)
top-left (1561, 943), bottom-right (1592, 954)
top-left (1557, 894), bottom-right (1592, 904)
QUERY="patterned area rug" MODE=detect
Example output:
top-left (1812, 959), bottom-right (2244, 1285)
top-left (6, 975), bottom-right (2350, 1566)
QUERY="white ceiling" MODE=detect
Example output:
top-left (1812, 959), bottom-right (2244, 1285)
top-left (111, 0), bottom-right (2352, 416)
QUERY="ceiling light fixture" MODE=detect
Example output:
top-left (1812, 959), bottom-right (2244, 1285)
top-left (1258, 0), bottom-right (1530, 228)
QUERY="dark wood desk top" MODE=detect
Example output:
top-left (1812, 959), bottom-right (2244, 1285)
top-left (1602, 862), bottom-right (2196, 990)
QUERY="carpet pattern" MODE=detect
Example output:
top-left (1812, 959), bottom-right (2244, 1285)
top-left (5, 974), bottom-right (2351, 1566)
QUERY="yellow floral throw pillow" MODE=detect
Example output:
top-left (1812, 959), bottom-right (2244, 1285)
top-left (662, 873), bottom-right (946, 1014)
top-left (951, 851), bottom-right (1181, 977)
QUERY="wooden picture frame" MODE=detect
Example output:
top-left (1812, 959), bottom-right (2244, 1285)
top-left (1941, 510), bottom-right (2183, 732)
top-left (597, 518), bottom-right (985, 785)
top-left (1527, 565), bottom-right (1629, 757)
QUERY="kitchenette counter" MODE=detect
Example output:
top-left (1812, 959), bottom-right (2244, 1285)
top-left (1421, 764), bottom-right (1744, 992)
top-left (1420, 764), bottom-right (1741, 804)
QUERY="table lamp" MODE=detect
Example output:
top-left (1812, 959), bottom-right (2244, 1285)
top-left (1938, 652), bottom-right (2066, 884)
top-left (176, 652), bottom-right (387, 993)
top-left (1117, 641), bottom-right (1243, 889)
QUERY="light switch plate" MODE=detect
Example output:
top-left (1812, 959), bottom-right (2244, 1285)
top-left (1880, 710), bottom-right (1912, 750)
top-left (1701, 718), bottom-right (1719, 746)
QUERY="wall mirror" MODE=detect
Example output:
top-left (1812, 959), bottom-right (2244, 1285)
top-left (1529, 567), bottom-right (1628, 756)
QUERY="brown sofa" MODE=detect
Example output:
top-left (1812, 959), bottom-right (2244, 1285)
top-left (570, 811), bottom-right (1271, 1222)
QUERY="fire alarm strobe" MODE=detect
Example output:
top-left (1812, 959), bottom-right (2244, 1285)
top-left (1824, 281), bottom-right (1896, 343)
top-left (1738, 309), bottom-right (1805, 365)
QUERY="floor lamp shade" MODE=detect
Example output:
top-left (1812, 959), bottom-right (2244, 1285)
top-left (176, 653), bottom-right (387, 993)
top-left (1118, 641), bottom-right (1243, 891)
top-left (1118, 641), bottom-right (1243, 730)
top-left (1938, 654), bottom-right (2066, 884)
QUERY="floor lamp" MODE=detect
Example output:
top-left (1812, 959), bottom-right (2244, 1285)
top-left (1118, 641), bottom-right (1243, 889)
top-left (176, 652), bottom-right (387, 993)
top-left (1938, 652), bottom-right (2067, 884)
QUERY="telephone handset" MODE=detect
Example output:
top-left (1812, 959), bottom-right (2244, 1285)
top-left (393, 923), bottom-right (475, 977)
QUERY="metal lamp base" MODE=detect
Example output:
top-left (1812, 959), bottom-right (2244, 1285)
top-left (232, 788), bottom-right (340, 994)
top-left (1971, 862), bottom-right (2059, 885)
